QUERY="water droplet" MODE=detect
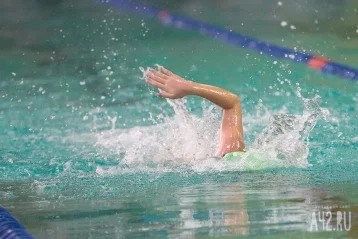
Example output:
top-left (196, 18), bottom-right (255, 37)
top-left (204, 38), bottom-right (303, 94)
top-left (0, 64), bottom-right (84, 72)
top-left (280, 21), bottom-right (288, 27)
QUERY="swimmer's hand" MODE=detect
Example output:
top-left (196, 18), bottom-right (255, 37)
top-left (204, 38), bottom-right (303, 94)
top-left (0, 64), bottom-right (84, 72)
top-left (145, 67), bottom-right (191, 99)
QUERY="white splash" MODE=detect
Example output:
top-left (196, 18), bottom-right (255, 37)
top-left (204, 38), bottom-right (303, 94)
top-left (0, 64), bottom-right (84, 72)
top-left (95, 99), bottom-right (220, 167)
top-left (93, 86), bottom-right (329, 174)
top-left (244, 87), bottom-right (330, 169)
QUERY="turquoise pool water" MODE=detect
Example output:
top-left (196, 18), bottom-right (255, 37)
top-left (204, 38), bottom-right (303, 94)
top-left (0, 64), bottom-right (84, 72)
top-left (1, 1), bottom-right (358, 238)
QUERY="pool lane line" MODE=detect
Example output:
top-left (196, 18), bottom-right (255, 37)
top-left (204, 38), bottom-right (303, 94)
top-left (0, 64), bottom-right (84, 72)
top-left (0, 207), bottom-right (35, 239)
top-left (104, 0), bottom-right (358, 81)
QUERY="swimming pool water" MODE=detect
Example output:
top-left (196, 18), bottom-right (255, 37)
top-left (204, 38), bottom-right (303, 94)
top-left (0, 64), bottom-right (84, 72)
top-left (0, 1), bottom-right (358, 238)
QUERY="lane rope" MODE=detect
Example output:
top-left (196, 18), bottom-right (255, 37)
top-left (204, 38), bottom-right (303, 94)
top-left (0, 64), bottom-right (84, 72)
top-left (105, 0), bottom-right (358, 81)
top-left (0, 207), bottom-right (34, 239)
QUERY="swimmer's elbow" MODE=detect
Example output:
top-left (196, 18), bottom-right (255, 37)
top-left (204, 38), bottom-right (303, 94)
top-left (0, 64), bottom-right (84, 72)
top-left (221, 94), bottom-right (240, 109)
top-left (233, 94), bottom-right (240, 103)
top-left (220, 94), bottom-right (240, 109)
top-left (230, 94), bottom-right (241, 108)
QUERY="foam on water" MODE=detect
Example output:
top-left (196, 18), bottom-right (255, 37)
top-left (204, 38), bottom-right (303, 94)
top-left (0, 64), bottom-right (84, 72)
top-left (93, 73), bottom-right (330, 174)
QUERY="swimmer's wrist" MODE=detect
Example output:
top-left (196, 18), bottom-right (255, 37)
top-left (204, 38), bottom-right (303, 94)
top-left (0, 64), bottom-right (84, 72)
top-left (183, 80), bottom-right (199, 96)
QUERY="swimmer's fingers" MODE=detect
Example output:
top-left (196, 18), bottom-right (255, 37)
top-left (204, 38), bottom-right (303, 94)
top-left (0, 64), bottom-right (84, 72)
top-left (146, 79), bottom-right (166, 91)
top-left (147, 72), bottom-right (165, 84)
top-left (159, 67), bottom-right (174, 76)
top-left (150, 69), bottom-right (168, 80)
top-left (157, 91), bottom-right (175, 99)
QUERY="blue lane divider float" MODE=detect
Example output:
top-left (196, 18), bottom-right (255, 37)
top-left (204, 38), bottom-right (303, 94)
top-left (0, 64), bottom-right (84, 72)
top-left (0, 207), bottom-right (34, 239)
top-left (104, 0), bottom-right (358, 81)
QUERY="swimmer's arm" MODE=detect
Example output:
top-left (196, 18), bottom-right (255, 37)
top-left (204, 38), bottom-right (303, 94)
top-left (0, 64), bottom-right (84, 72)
top-left (185, 81), bottom-right (245, 155)
top-left (146, 67), bottom-right (245, 155)
top-left (145, 67), bottom-right (238, 109)
top-left (184, 82), bottom-right (239, 109)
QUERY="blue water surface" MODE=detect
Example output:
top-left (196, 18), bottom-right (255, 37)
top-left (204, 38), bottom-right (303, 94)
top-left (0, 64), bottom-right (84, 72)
top-left (0, 0), bottom-right (357, 238)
